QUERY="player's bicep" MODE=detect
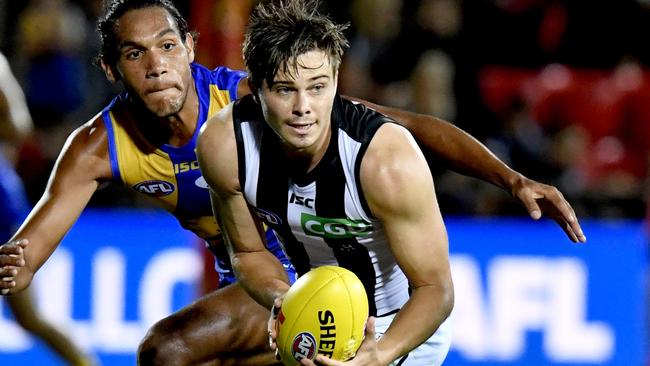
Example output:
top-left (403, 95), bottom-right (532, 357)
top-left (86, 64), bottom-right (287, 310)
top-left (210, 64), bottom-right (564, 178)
top-left (197, 105), bottom-right (266, 254)
top-left (14, 121), bottom-right (110, 272)
top-left (209, 188), bottom-right (265, 255)
top-left (361, 125), bottom-right (451, 288)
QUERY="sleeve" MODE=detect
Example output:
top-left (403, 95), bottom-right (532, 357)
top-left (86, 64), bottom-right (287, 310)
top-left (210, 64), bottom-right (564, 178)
top-left (211, 66), bottom-right (248, 101)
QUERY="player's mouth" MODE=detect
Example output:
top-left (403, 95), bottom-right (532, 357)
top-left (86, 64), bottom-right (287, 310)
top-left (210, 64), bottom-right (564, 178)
top-left (145, 82), bottom-right (181, 96)
top-left (146, 87), bottom-right (178, 96)
top-left (287, 122), bottom-right (315, 135)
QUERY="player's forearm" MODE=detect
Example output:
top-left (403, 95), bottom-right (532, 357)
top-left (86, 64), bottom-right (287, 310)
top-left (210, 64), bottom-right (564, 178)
top-left (407, 114), bottom-right (521, 191)
top-left (348, 97), bottom-right (521, 192)
top-left (377, 283), bottom-right (454, 365)
top-left (232, 251), bottom-right (291, 309)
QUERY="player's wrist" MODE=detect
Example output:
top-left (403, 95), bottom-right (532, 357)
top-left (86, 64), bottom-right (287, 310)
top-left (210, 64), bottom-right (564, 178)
top-left (376, 340), bottom-right (402, 366)
top-left (500, 169), bottom-right (528, 195)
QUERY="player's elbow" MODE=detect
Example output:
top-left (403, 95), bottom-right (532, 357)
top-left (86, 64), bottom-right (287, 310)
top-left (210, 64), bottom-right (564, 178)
top-left (438, 280), bottom-right (454, 320)
top-left (8, 272), bottom-right (34, 295)
top-left (424, 276), bottom-right (455, 320)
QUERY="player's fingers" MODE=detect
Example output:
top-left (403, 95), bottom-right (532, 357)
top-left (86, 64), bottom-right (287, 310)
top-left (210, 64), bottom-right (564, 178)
top-left (312, 355), bottom-right (340, 366)
top-left (556, 218), bottom-right (579, 243)
top-left (300, 358), bottom-right (315, 365)
top-left (553, 215), bottom-right (588, 244)
top-left (0, 275), bottom-right (16, 295)
top-left (12, 239), bottom-right (28, 249)
top-left (516, 188), bottom-right (543, 220)
top-left (542, 187), bottom-right (576, 222)
top-left (0, 253), bottom-right (24, 267)
top-left (364, 316), bottom-right (376, 342)
top-left (539, 194), bottom-right (586, 243)
top-left (553, 200), bottom-right (586, 243)
top-left (273, 297), bottom-right (284, 315)
top-left (0, 244), bottom-right (22, 256)
top-left (570, 220), bottom-right (587, 243)
top-left (0, 266), bottom-right (17, 277)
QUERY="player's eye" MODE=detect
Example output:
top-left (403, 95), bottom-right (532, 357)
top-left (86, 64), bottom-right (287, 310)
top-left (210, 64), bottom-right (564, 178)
top-left (276, 87), bottom-right (291, 95)
top-left (125, 50), bottom-right (143, 60)
top-left (162, 42), bottom-right (176, 51)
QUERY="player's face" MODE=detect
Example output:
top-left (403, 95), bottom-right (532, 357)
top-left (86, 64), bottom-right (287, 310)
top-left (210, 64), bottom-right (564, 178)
top-left (258, 50), bottom-right (338, 158)
top-left (112, 7), bottom-right (195, 118)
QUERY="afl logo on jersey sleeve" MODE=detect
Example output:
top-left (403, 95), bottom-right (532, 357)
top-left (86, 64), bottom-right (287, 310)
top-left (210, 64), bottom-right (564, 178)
top-left (133, 180), bottom-right (175, 197)
top-left (253, 207), bottom-right (283, 225)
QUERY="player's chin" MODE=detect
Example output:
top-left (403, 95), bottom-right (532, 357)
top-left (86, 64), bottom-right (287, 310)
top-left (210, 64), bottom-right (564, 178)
top-left (142, 96), bottom-right (182, 116)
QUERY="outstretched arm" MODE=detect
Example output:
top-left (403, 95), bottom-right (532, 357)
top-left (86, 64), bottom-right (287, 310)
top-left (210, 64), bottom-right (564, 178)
top-left (0, 118), bottom-right (112, 294)
top-left (347, 97), bottom-right (586, 243)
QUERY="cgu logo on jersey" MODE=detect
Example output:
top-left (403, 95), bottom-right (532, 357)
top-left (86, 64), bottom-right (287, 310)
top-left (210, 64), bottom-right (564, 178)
top-left (133, 180), bottom-right (175, 197)
top-left (301, 213), bottom-right (372, 239)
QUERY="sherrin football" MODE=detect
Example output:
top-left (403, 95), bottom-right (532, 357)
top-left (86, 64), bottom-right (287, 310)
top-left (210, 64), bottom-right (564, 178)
top-left (277, 266), bottom-right (369, 365)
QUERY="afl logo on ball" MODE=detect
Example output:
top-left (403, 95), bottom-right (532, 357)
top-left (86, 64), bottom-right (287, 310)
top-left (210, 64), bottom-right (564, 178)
top-left (133, 180), bottom-right (175, 197)
top-left (291, 332), bottom-right (317, 361)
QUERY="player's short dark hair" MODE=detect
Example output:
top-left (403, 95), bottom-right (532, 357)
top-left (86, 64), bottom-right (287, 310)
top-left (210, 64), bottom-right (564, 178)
top-left (243, 0), bottom-right (350, 90)
top-left (94, 0), bottom-right (192, 70)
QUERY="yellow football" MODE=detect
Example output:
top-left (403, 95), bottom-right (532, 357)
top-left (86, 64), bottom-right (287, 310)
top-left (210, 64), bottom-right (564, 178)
top-left (277, 266), bottom-right (369, 365)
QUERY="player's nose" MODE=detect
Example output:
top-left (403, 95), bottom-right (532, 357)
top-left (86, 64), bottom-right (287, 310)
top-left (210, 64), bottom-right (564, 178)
top-left (292, 91), bottom-right (311, 116)
top-left (145, 51), bottom-right (168, 78)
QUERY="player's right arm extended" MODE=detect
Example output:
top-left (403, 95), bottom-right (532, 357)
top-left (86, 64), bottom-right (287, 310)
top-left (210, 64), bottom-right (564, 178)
top-left (0, 118), bottom-right (111, 294)
top-left (197, 105), bottom-right (290, 309)
top-left (345, 97), bottom-right (585, 243)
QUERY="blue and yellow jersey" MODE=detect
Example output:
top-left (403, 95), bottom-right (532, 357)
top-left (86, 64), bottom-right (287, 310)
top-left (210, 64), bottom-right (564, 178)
top-left (100, 63), bottom-right (297, 286)
top-left (101, 63), bottom-right (245, 244)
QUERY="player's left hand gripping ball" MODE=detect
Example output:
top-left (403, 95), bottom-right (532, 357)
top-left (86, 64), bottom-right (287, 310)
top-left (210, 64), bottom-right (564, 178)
top-left (276, 266), bottom-right (369, 365)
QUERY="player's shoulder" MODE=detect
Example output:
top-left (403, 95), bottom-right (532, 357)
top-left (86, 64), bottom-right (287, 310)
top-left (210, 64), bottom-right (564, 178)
top-left (202, 100), bottom-right (235, 133)
top-left (198, 101), bottom-right (235, 156)
top-left (335, 95), bottom-right (399, 141)
top-left (69, 112), bottom-right (109, 149)
top-left (54, 112), bottom-right (111, 180)
top-left (361, 120), bottom-right (423, 188)
top-left (194, 63), bottom-right (247, 86)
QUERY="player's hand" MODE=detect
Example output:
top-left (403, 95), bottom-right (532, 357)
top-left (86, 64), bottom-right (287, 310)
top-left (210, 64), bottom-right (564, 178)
top-left (510, 176), bottom-right (586, 243)
top-left (268, 296), bottom-right (284, 361)
top-left (302, 317), bottom-right (381, 366)
top-left (0, 239), bottom-right (28, 295)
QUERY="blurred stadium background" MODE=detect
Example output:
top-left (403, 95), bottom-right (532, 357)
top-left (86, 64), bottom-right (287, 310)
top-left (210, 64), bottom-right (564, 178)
top-left (0, 0), bottom-right (647, 365)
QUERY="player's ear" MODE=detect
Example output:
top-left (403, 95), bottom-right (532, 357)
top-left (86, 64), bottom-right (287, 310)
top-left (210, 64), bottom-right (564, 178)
top-left (100, 59), bottom-right (117, 83)
top-left (184, 32), bottom-right (195, 63)
top-left (248, 78), bottom-right (260, 104)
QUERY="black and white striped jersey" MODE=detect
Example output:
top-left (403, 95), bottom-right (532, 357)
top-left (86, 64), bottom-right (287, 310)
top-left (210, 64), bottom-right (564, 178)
top-left (232, 94), bottom-right (409, 316)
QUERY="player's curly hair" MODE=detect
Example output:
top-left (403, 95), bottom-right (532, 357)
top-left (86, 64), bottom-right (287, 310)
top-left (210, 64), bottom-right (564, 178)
top-left (243, 0), bottom-right (350, 90)
top-left (94, 0), bottom-right (194, 71)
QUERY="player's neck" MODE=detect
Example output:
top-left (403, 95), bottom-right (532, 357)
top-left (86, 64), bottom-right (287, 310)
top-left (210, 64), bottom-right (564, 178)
top-left (130, 83), bottom-right (199, 147)
top-left (164, 82), bottom-right (199, 147)
top-left (283, 125), bottom-right (332, 174)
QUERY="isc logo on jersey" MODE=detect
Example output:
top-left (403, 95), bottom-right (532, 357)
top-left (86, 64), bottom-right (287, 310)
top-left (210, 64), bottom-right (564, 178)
top-left (133, 180), bottom-right (175, 197)
top-left (301, 213), bottom-right (372, 239)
